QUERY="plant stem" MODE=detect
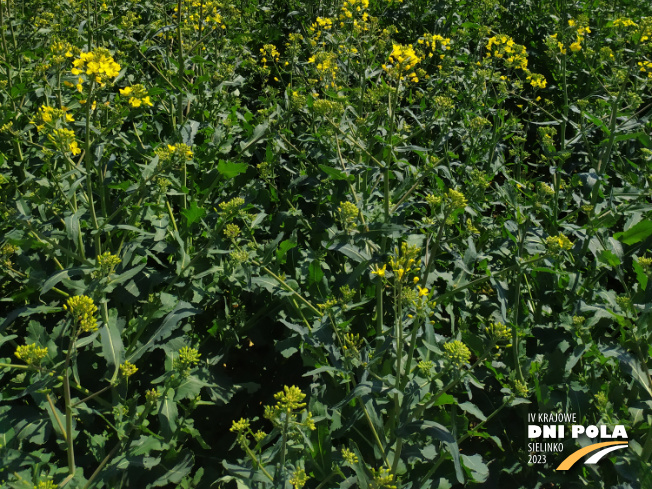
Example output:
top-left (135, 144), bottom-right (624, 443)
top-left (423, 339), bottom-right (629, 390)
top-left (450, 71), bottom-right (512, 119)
top-left (84, 83), bottom-right (101, 257)
top-left (46, 393), bottom-right (67, 441)
top-left (176, 0), bottom-right (185, 128)
top-left (63, 331), bottom-right (79, 475)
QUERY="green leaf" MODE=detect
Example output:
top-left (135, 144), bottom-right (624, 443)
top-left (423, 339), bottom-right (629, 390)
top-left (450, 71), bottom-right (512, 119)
top-left (633, 260), bottom-right (648, 291)
top-left (459, 401), bottom-right (486, 421)
top-left (328, 242), bottom-right (371, 263)
top-left (600, 345), bottom-right (652, 398)
top-left (217, 160), bottom-right (248, 179)
top-left (40, 268), bottom-right (88, 297)
top-left (151, 449), bottom-right (194, 486)
top-left (461, 454), bottom-right (489, 483)
top-left (434, 393), bottom-right (456, 406)
top-left (614, 220), bottom-right (652, 245)
top-left (181, 119), bottom-right (200, 146)
top-left (181, 201), bottom-right (206, 227)
top-left (1, 305), bottom-right (61, 334)
top-left (598, 249), bottom-right (621, 267)
top-left (239, 122), bottom-right (268, 153)
top-left (276, 239), bottom-right (296, 264)
top-left (100, 309), bottom-right (125, 382)
top-left (129, 301), bottom-right (200, 362)
top-left (159, 388), bottom-right (178, 439)
top-left (318, 164), bottom-right (350, 180)
top-left (308, 260), bottom-right (324, 286)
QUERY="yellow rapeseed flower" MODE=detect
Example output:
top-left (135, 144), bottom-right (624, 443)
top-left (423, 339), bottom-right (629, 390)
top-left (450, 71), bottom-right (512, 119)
top-left (15, 343), bottom-right (48, 366)
top-left (64, 295), bottom-right (98, 333)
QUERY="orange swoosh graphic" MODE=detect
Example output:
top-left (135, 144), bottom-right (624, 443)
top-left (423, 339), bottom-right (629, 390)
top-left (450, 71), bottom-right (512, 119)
top-left (556, 441), bottom-right (628, 470)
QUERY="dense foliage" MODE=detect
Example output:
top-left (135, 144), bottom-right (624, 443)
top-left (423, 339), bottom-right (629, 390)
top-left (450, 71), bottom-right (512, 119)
top-left (1, 0), bottom-right (651, 488)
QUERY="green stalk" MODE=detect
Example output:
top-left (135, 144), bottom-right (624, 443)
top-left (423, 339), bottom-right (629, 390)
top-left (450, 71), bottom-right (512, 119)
top-left (278, 414), bottom-right (290, 484)
top-left (176, 0), bottom-right (185, 128)
top-left (46, 393), bottom-right (67, 441)
top-left (84, 83), bottom-right (101, 257)
top-left (63, 329), bottom-right (80, 475)
top-left (259, 264), bottom-right (322, 317)
top-left (86, 0), bottom-right (92, 50)
top-left (243, 442), bottom-right (274, 481)
top-left (357, 396), bottom-right (390, 468)
top-left (0, 0), bottom-right (14, 95)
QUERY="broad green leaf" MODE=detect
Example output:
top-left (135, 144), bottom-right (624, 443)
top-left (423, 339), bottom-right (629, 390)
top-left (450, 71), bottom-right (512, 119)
top-left (239, 122), bottom-right (268, 153)
top-left (100, 308), bottom-right (125, 382)
top-left (181, 201), bottom-right (206, 226)
top-left (151, 449), bottom-right (193, 486)
top-left (600, 345), bottom-right (652, 398)
top-left (598, 249), bottom-right (621, 267)
top-left (181, 119), bottom-right (200, 146)
top-left (633, 260), bottom-right (648, 291)
top-left (614, 220), bottom-right (652, 245)
top-left (276, 239), bottom-right (296, 264)
top-left (318, 164), bottom-right (350, 180)
top-left (129, 301), bottom-right (200, 362)
top-left (308, 260), bottom-right (324, 286)
top-left (40, 268), bottom-right (88, 297)
top-left (461, 454), bottom-right (489, 483)
top-left (159, 388), bottom-right (178, 439)
top-left (217, 160), bottom-right (248, 179)
top-left (459, 401), bottom-right (486, 421)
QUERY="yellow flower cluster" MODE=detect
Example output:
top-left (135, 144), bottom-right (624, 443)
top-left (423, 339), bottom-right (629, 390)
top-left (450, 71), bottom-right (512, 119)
top-left (96, 251), bottom-right (121, 276)
top-left (527, 72), bottom-right (547, 89)
top-left (308, 51), bottom-right (339, 87)
top-left (230, 417), bottom-right (250, 433)
top-left (289, 468), bottom-right (309, 489)
top-left (446, 189), bottom-right (467, 210)
top-left (613, 18), bottom-right (638, 29)
top-left (260, 44), bottom-right (280, 66)
top-left (443, 340), bottom-right (471, 366)
top-left (568, 18), bottom-right (590, 52)
top-left (418, 33), bottom-right (451, 59)
top-left (71, 48), bottom-right (121, 87)
top-left (120, 361), bottom-right (138, 377)
top-left (339, 0), bottom-right (371, 31)
top-left (64, 295), bottom-right (98, 333)
top-left (173, 346), bottom-right (201, 376)
top-left (383, 44), bottom-right (421, 83)
top-left (487, 34), bottom-right (548, 89)
top-left (47, 128), bottom-right (81, 156)
top-left (15, 343), bottom-right (48, 366)
top-left (184, 0), bottom-right (225, 31)
top-left (155, 143), bottom-right (194, 162)
top-left (50, 40), bottom-right (75, 64)
top-left (639, 61), bottom-right (652, 79)
top-left (488, 321), bottom-right (512, 342)
top-left (119, 84), bottom-right (153, 108)
top-left (264, 385), bottom-right (316, 431)
top-left (548, 33), bottom-right (566, 54)
top-left (371, 467), bottom-right (396, 489)
top-left (36, 481), bottom-right (58, 489)
top-left (545, 233), bottom-right (573, 252)
top-left (146, 388), bottom-right (161, 403)
top-left (223, 223), bottom-right (240, 239)
top-left (30, 105), bottom-right (75, 132)
top-left (338, 200), bottom-right (359, 226)
top-left (342, 447), bottom-right (359, 464)
top-left (308, 16), bottom-right (333, 41)
top-left (218, 196), bottom-right (245, 215)
top-left (388, 242), bottom-right (422, 282)
top-left (514, 379), bottom-right (529, 397)
top-left (486, 34), bottom-right (528, 71)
